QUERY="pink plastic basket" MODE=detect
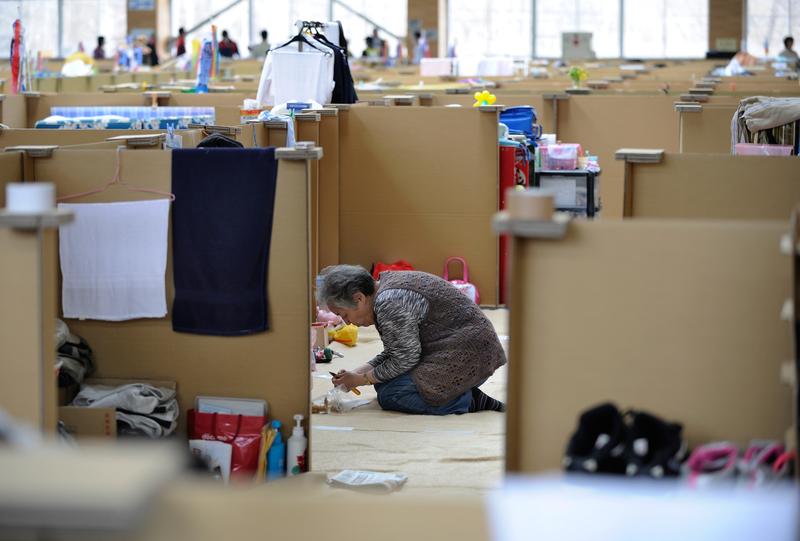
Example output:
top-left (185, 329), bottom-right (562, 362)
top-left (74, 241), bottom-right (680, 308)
top-left (543, 143), bottom-right (582, 170)
top-left (734, 143), bottom-right (793, 156)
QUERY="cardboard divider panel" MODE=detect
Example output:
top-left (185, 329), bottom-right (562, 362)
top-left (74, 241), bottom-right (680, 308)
top-left (625, 154), bottom-right (800, 219)
top-left (31, 148), bottom-right (312, 441)
top-left (556, 95), bottom-right (680, 219)
top-left (679, 105), bottom-right (737, 154)
top-left (0, 223), bottom-right (58, 432)
top-left (317, 111), bottom-right (341, 269)
top-left (1, 94), bottom-right (27, 127)
top-left (505, 219), bottom-right (792, 472)
top-left (339, 106), bottom-right (500, 304)
top-left (0, 151), bottom-right (22, 206)
top-left (296, 116), bottom-right (321, 277)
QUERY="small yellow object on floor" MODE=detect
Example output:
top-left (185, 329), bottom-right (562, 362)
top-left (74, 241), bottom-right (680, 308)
top-left (329, 324), bottom-right (358, 347)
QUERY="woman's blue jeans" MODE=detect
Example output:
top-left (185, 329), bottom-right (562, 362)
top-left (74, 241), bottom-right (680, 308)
top-left (374, 373), bottom-right (472, 415)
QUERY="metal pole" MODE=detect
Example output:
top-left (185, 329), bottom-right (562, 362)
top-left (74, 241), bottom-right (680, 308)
top-left (328, 0), bottom-right (333, 22)
top-left (57, 0), bottom-right (63, 58)
top-left (531, 0), bottom-right (537, 58)
top-left (248, 0), bottom-right (254, 51)
top-left (742, 0), bottom-right (748, 52)
top-left (619, 0), bottom-right (624, 58)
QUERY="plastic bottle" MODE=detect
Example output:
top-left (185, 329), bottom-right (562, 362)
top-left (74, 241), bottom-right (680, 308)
top-left (287, 414), bottom-right (308, 476)
top-left (266, 420), bottom-right (285, 480)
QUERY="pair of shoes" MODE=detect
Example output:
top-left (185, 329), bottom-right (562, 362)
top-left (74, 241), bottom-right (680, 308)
top-left (563, 402), bottom-right (686, 478)
top-left (685, 441), bottom-right (795, 488)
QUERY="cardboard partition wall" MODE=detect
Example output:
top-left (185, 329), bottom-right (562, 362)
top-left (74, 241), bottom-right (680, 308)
top-left (339, 106), bottom-right (500, 304)
top-left (617, 151), bottom-right (800, 219)
top-left (677, 104), bottom-right (737, 154)
top-left (0, 221), bottom-right (59, 433)
top-left (26, 147), bottom-right (314, 443)
top-left (1, 94), bottom-right (27, 128)
top-left (503, 218), bottom-right (792, 473)
top-left (244, 109), bottom-right (341, 271)
top-left (554, 95), bottom-right (680, 219)
top-left (0, 151), bottom-right (59, 432)
top-left (0, 150), bottom-right (22, 206)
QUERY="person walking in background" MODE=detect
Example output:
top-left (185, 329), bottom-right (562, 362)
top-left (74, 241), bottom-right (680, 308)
top-left (175, 27), bottom-right (186, 56)
top-left (93, 36), bottom-right (105, 60)
top-left (248, 30), bottom-right (270, 58)
top-left (218, 30), bottom-right (240, 58)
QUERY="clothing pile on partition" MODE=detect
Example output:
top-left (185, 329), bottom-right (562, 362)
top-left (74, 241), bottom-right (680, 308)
top-left (71, 382), bottom-right (178, 438)
top-left (55, 319), bottom-right (95, 387)
top-left (256, 21), bottom-right (358, 107)
top-left (731, 96), bottom-right (800, 154)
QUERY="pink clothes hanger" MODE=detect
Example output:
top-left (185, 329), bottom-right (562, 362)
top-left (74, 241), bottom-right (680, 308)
top-left (56, 146), bottom-right (176, 203)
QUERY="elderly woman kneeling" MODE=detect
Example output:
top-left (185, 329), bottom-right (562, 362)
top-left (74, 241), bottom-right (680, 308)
top-left (317, 265), bottom-right (506, 415)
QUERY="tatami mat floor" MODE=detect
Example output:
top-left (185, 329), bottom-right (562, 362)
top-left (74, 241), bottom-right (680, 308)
top-left (310, 308), bottom-right (508, 496)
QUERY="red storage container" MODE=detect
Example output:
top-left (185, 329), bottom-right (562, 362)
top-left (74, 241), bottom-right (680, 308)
top-left (499, 142), bottom-right (530, 304)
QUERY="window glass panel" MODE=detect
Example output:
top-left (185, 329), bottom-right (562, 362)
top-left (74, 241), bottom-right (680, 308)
top-left (63, 0), bottom-right (127, 57)
top-left (623, 0), bottom-right (708, 58)
top-left (448, 0), bottom-right (531, 58)
top-left (746, 0), bottom-right (800, 57)
top-left (171, 0), bottom-right (250, 56)
top-left (537, 0), bottom-right (620, 58)
top-left (0, 0), bottom-right (59, 58)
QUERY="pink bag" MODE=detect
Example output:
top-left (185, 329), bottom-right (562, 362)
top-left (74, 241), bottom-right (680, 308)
top-left (443, 256), bottom-right (480, 304)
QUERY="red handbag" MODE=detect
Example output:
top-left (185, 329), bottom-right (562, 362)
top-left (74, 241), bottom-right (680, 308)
top-left (188, 409), bottom-right (266, 479)
top-left (443, 256), bottom-right (480, 304)
top-left (371, 259), bottom-right (415, 279)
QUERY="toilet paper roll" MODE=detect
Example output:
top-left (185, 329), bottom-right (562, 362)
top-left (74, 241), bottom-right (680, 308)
top-left (506, 188), bottom-right (554, 220)
top-left (6, 182), bottom-right (56, 214)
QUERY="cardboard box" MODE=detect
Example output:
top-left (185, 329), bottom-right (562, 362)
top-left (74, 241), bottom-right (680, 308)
top-left (59, 378), bottom-right (176, 440)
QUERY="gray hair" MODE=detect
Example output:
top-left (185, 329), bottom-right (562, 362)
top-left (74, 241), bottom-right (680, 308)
top-left (316, 265), bottom-right (375, 309)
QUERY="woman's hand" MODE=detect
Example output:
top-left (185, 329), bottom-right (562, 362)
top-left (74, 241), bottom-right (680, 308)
top-left (331, 370), bottom-right (367, 391)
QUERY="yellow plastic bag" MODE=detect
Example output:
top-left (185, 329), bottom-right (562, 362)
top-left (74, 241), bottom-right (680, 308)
top-left (329, 324), bottom-right (358, 347)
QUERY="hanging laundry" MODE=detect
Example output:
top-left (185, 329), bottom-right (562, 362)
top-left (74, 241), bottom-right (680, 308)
top-left (58, 199), bottom-right (170, 321)
top-left (257, 47), bottom-right (334, 106)
top-left (171, 148), bottom-right (278, 336)
top-left (256, 21), bottom-right (357, 107)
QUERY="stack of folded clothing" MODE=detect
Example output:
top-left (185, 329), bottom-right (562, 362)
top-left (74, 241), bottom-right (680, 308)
top-left (71, 383), bottom-right (179, 438)
top-left (55, 319), bottom-right (95, 388)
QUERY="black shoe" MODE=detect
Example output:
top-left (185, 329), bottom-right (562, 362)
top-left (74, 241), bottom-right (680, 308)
top-left (563, 402), bottom-right (627, 474)
top-left (622, 409), bottom-right (686, 478)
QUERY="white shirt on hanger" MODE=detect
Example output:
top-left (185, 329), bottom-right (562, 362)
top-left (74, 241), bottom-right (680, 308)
top-left (256, 42), bottom-right (335, 107)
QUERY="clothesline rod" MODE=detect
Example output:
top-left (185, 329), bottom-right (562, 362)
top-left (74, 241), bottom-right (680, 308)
top-left (330, 0), bottom-right (402, 41)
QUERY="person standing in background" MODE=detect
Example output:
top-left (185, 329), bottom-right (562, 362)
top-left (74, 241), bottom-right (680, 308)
top-left (218, 30), bottom-right (240, 58)
top-left (146, 33), bottom-right (159, 65)
top-left (176, 27), bottom-right (186, 56)
top-left (248, 30), bottom-right (270, 58)
top-left (93, 36), bottom-right (105, 60)
top-left (778, 36), bottom-right (799, 70)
